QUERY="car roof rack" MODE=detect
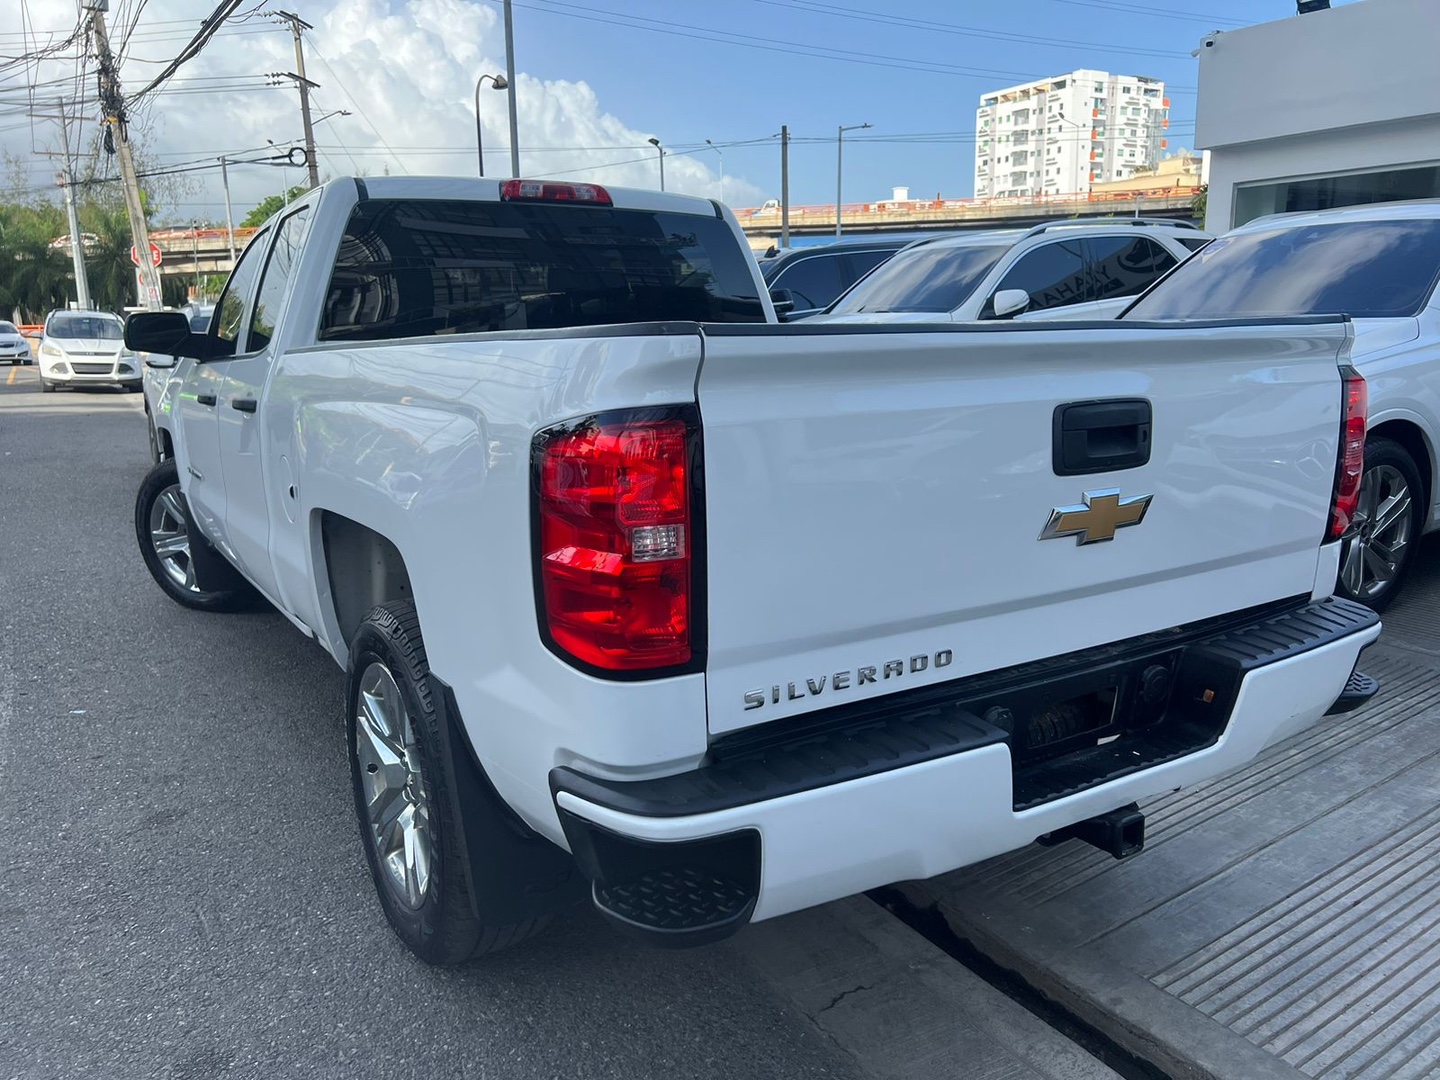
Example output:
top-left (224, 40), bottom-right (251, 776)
top-left (1023, 217), bottom-right (1202, 237)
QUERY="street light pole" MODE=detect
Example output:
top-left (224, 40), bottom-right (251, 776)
top-left (192, 222), bottom-right (201, 302)
top-left (648, 137), bottom-right (665, 191)
top-left (219, 156), bottom-right (237, 264)
top-left (836, 122), bottom-right (871, 238)
top-left (473, 73), bottom-right (508, 177)
top-left (503, 0), bottom-right (520, 177)
top-left (705, 138), bottom-right (724, 203)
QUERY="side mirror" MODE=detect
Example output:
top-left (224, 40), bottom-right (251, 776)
top-left (125, 312), bottom-right (208, 360)
top-left (992, 289), bottom-right (1031, 319)
top-left (769, 287), bottom-right (797, 317)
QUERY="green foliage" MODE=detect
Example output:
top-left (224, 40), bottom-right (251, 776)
top-left (240, 187), bottom-right (310, 228)
top-left (1192, 184), bottom-right (1208, 222)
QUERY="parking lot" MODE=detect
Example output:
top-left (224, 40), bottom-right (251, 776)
top-left (4, 365), bottom-right (1438, 1080)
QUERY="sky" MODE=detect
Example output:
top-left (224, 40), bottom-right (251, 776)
top-left (1, 0), bottom-right (1355, 225)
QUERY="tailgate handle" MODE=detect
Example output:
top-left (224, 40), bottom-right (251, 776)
top-left (1053, 399), bottom-right (1151, 476)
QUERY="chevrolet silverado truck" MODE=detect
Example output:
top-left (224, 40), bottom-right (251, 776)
top-left (126, 176), bottom-right (1382, 964)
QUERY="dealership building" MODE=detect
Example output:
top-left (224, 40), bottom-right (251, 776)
top-left (1195, 0), bottom-right (1440, 230)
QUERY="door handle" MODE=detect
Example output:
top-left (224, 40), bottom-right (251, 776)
top-left (1053, 399), bottom-right (1152, 476)
top-left (196, 393), bottom-right (217, 407)
top-left (231, 397), bottom-right (257, 414)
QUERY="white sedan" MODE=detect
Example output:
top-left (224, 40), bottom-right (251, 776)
top-left (0, 321), bottom-right (31, 365)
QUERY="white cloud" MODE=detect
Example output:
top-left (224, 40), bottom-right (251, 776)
top-left (5, 0), bottom-right (757, 219)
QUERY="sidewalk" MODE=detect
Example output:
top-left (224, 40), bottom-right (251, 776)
top-left (904, 540), bottom-right (1440, 1080)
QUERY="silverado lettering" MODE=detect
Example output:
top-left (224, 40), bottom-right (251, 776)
top-left (744, 650), bottom-right (955, 710)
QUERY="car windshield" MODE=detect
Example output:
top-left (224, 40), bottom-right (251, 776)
top-left (49, 315), bottom-right (123, 340)
top-left (0, 322), bottom-right (17, 334)
top-left (1125, 219), bottom-right (1440, 320)
top-left (827, 244), bottom-right (1009, 314)
top-left (190, 313), bottom-right (212, 332)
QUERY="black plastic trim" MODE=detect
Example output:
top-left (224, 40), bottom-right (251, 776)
top-left (551, 596), bottom-right (1378, 818)
top-left (1052, 397), bottom-right (1153, 476)
top-left (1326, 666), bottom-right (1379, 715)
top-left (353, 176), bottom-right (369, 202)
top-left (529, 405), bottom-right (707, 682)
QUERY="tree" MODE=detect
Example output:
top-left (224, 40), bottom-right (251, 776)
top-left (1192, 184), bottom-right (1208, 223)
top-left (241, 187), bottom-right (310, 228)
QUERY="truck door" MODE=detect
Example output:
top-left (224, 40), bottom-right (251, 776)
top-left (218, 206), bottom-right (311, 603)
top-left (177, 227), bottom-right (269, 557)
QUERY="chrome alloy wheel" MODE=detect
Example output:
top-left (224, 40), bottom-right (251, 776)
top-left (355, 662), bottom-right (433, 909)
top-left (1341, 463), bottom-right (1413, 602)
top-left (148, 484), bottom-right (201, 593)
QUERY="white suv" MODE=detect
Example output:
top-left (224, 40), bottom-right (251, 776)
top-left (38, 310), bottom-right (140, 392)
top-left (813, 219), bottom-right (1211, 323)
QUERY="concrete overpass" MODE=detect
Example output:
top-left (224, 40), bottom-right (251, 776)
top-left (734, 190), bottom-right (1200, 251)
top-left (145, 226), bottom-right (259, 282)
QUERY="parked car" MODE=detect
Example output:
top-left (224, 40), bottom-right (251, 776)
top-left (0, 321), bottom-right (31, 365)
top-left (812, 219), bottom-right (1212, 323)
top-left (126, 176), bottom-right (1377, 965)
top-left (37, 309), bottom-right (140, 392)
top-left (142, 305), bottom-right (215, 462)
top-left (1121, 201), bottom-right (1440, 610)
top-left (758, 238), bottom-right (915, 319)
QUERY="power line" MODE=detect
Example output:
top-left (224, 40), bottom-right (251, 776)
top-left (131, 0), bottom-right (244, 103)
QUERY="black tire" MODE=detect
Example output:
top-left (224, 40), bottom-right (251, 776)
top-left (348, 601), bottom-right (550, 964)
top-left (134, 459), bottom-right (248, 611)
top-left (1337, 436), bottom-right (1425, 612)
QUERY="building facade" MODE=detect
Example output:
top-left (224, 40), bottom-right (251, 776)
top-left (974, 70), bottom-right (1170, 199)
top-left (1196, 0), bottom-right (1440, 230)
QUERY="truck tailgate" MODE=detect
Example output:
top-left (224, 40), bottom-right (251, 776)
top-left (697, 320), bottom-right (1352, 735)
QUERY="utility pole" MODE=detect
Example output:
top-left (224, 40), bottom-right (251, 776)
top-left (91, 7), bottom-right (164, 310)
top-left (780, 125), bottom-right (790, 250)
top-left (275, 11), bottom-right (321, 189)
top-left (503, 0), bottom-right (520, 177)
top-left (55, 101), bottom-right (92, 309)
top-left (219, 156), bottom-right (237, 263)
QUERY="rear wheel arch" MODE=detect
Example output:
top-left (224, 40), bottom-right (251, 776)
top-left (317, 511), bottom-right (415, 652)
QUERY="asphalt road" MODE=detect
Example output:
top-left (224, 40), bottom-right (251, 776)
top-left (0, 367), bottom-right (862, 1080)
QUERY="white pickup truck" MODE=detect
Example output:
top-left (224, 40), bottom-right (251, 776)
top-left (127, 176), bottom-right (1382, 964)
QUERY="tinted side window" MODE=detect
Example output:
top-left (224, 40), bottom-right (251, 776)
top-left (1089, 236), bottom-right (1178, 301)
top-left (248, 208), bottom-right (310, 351)
top-left (1125, 220), bottom-right (1440, 320)
top-left (995, 241), bottom-right (1089, 312)
top-left (320, 199), bottom-right (764, 341)
top-left (1178, 237), bottom-right (1212, 253)
top-left (773, 255), bottom-right (845, 311)
top-left (212, 229), bottom-right (270, 357)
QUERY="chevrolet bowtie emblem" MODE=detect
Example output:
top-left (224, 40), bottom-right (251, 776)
top-left (1040, 488), bottom-right (1153, 545)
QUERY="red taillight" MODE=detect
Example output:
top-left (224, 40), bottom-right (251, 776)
top-left (1330, 367), bottom-right (1368, 540)
top-left (536, 413), bottom-right (694, 671)
top-left (501, 179), bottom-right (612, 205)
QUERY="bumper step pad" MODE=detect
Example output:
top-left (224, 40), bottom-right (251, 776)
top-left (593, 868), bottom-right (756, 945)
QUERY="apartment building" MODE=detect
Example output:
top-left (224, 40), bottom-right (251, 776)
top-left (974, 69), bottom-right (1170, 199)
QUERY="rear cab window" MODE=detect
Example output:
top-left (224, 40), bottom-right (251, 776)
top-left (320, 198), bottom-right (765, 342)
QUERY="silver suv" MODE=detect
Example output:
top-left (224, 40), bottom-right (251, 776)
top-left (813, 219), bottom-right (1211, 323)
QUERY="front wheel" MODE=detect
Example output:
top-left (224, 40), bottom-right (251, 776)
top-left (134, 459), bottom-right (248, 611)
top-left (1338, 437), bottom-right (1423, 611)
top-left (348, 601), bottom-right (550, 964)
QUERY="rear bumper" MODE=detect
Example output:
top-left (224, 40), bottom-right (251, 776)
top-left (552, 597), bottom-right (1381, 942)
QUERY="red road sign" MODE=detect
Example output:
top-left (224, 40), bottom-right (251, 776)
top-left (130, 241), bottom-right (162, 268)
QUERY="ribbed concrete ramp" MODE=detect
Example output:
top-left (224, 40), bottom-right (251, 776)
top-left (905, 541), bottom-right (1440, 1080)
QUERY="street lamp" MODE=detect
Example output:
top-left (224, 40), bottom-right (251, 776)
top-left (474, 73), bottom-right (509, 177)
top-left (705, 138), bottom-right (724, 203)
top-left (648, 136), bottom-right (665, 192)
top-left (835, 122), bottom-right (871, 238)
